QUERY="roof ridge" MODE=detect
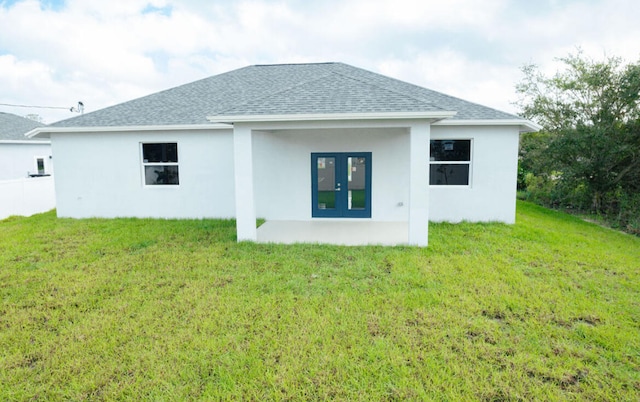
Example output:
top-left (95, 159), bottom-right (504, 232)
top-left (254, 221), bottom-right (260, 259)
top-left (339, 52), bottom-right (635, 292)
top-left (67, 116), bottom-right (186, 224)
top-left (218, 65), bottom-right (452, 116)
top-left (253, 62), bottom-right (338, 67)
top-left (334, 63), bottom-right (522, 120)
top-left (49, 62), bottom-right (526, 127)
top-left (51, 65), bottom-right (258, 126)
top-left (329, 64), bottom-right (449, 112)
top-left (215, 68), bottom-right (337, 115)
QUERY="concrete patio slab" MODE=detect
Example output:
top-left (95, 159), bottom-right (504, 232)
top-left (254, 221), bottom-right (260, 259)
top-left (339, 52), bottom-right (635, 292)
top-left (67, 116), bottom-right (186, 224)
top-left (256, 220), bottom-right (409, 246)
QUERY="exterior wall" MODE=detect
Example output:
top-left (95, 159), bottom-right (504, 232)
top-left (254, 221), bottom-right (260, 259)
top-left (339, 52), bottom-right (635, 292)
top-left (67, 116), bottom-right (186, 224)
top-left (0, 142), bottom-right (52, 180)
top-left (253, 128), bottom-right (410, 221)
top-left (51, 129), bottom-right (235, 219)
top-left (49, 123), bottom-right (520, 224)
top-left (0, 176), bottom-right (55, 219)
top-left (429, 125), bottom-right (520, 223)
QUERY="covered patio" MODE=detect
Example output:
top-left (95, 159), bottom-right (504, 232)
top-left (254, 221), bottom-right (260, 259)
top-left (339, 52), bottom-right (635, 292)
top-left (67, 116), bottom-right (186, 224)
top-left (256, 220), bottom-right (409, 246)
top-left (231, 119), bottom-right (436, 247)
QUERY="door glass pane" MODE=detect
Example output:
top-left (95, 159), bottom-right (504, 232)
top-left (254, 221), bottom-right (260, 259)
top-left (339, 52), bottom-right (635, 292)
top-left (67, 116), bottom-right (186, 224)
top-left (317, 157), bottom-right (336, 209)
top-left (347, 156), bottom-right (366, 210)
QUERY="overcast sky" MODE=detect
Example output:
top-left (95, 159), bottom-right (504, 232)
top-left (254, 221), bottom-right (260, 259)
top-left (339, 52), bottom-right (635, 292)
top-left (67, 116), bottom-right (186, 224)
top-left (1, 0), bottom-right (639, 124)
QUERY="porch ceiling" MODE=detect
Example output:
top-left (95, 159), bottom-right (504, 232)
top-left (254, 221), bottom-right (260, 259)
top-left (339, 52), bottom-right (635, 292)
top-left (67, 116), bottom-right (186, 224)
top-left (256, 220), bottom-right (409, 246)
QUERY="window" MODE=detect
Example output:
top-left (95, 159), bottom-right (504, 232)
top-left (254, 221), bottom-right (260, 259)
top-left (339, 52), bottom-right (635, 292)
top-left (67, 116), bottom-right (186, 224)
top-left (36, 158), bottom-right (45, 175)
top-left (31, 156), bottom-right (49, 177)
top-left (430, 140), bottom-right (471, 185)
top-left (142, 143), bottom-right (179, 185)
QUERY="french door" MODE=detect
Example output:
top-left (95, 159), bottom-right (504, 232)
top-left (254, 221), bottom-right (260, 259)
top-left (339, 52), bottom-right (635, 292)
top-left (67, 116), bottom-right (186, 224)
top-left (311, 152), bottom-right (371, 218)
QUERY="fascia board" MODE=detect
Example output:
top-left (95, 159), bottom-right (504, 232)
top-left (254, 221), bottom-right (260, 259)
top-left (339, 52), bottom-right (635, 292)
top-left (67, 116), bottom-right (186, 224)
top-left (0, 140), bottom-right (51, 144)
top-left (206, 111), bottom-right (457, 123)
top-left (434, 119), bottom-right (542, 132)
top-left (26, 123), bottom-right (233, 138)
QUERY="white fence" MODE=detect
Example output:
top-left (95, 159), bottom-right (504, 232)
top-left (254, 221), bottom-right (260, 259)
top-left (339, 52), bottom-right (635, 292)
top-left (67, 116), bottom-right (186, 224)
top-left (0, 176), bottom-right (56, 220)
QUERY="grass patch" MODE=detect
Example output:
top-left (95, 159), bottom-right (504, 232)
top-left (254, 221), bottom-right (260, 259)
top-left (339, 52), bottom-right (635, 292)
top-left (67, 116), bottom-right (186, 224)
top-left (1, 202), bottom-right (639, 400)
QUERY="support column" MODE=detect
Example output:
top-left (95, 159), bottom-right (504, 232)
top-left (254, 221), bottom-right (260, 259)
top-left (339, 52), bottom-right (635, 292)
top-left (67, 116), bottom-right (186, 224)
top-left (233, 125), bottom-right (257, 242)
top-left (408, 122), bottom-right (430, 246)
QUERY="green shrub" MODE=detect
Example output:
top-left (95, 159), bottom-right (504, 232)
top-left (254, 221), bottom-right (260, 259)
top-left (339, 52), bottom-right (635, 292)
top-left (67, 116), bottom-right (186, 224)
top-left (618, 191), bottom-right (640, 235)
top-left (522, 173), bottom-right (559, 206)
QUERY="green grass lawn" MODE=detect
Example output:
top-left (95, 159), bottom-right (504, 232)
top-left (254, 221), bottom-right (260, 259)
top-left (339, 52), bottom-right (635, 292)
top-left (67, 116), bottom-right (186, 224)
top-left (1, 201), bottom-right (639, 400)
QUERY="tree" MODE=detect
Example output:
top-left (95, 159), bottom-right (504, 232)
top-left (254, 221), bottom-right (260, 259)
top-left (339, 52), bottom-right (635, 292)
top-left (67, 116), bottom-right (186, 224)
top-left (516, 52), bottom-right (640, 229)
top-left (517, 52), bottom-right (640, 130)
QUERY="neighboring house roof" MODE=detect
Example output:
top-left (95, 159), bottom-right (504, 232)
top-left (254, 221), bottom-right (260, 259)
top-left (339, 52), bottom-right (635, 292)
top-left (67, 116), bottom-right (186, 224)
top-left (0, 112), bottom-right (46, 141)
top-left (50, 62), bottom-right (527, 128)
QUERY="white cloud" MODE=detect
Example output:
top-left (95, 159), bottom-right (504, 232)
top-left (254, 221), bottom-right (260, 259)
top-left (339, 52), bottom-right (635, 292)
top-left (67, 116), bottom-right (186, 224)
top-left (495, 0), bottom-right (640, 72)
top-left (0, 54), bottom-right (83, 122)
top-left (377, 49), bottom-right (521, 114)
top-left (0, 0), bottom-right (639, 123)
top-left (319, 0), bottom-right (506, 39)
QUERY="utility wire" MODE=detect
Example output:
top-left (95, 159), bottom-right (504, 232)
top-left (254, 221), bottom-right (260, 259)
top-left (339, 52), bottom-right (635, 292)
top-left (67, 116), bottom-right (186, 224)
top-left (0, 102), bottom-right (71, 110)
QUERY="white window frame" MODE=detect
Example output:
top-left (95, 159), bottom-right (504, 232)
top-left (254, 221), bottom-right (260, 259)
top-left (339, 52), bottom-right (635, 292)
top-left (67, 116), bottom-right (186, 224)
top-left (140, 142), bottom-right (180, 187)
top-left (429, 139), bottom-right (473, 187)
top-left (33, 156), bottom-right (47, 176)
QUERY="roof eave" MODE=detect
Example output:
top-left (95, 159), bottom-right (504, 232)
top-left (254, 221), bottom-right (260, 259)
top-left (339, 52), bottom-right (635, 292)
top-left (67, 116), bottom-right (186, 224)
top-left (25, 127), bottom-right (48, 139)
top-left (206, 111), bottom-right (457, 124)
top-left (0, 139), bottom-right (51, 144)
top-left (26, 123), bottom-right (233, 138)
top-left (433, 119), bottom-right (541, 133)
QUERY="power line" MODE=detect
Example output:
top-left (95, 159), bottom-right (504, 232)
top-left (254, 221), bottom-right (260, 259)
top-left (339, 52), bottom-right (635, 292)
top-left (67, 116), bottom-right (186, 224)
top-left (0, 102), bottom-right (71, 110)
top-left (0, 101), bottom-right (84, 113)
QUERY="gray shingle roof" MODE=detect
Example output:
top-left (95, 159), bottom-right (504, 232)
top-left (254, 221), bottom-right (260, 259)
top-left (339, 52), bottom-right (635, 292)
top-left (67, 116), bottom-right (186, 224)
top-left (52, 62), bottom-right (522, 128)
top-left (0, 112), bottom-right (45, 140)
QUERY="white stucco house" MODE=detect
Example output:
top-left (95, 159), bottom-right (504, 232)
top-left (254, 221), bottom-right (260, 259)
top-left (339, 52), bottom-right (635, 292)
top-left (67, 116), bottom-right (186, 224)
top-left (0, 112), bottom-right (56, 219)
top-left (28, 63), bottom-right (538, 246)
top-left (0, 112), bottom-right (52, 180)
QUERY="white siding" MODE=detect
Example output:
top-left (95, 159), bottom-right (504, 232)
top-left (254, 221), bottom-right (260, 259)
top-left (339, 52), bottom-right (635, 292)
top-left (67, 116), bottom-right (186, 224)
top-left (49, 123), bottom-right (520, 225)
top-left (0, 142), bottom-right (52, 180)
top-left (429, 125), bottom-right (520, 223)
top-left (253, 128), bottom-right (410, 221)
top-left (51, 130), bottom-right (235, 219)
top-left (252, 125), bottom-right (519, 224)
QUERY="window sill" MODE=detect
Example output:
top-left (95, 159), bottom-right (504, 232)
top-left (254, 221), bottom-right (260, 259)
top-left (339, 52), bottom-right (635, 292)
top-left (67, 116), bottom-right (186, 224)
top-left (429, 185), bottom-right (472, 188)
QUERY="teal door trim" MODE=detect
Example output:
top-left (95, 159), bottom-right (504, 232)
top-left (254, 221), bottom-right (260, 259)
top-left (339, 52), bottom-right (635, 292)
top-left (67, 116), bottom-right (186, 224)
top-left (311, 152), bottom-right (372, 218)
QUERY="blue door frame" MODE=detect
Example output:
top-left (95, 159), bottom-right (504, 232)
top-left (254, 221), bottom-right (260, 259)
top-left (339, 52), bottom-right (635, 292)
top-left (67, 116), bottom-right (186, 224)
top-left (311, 152), bottom-right (372, 218)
